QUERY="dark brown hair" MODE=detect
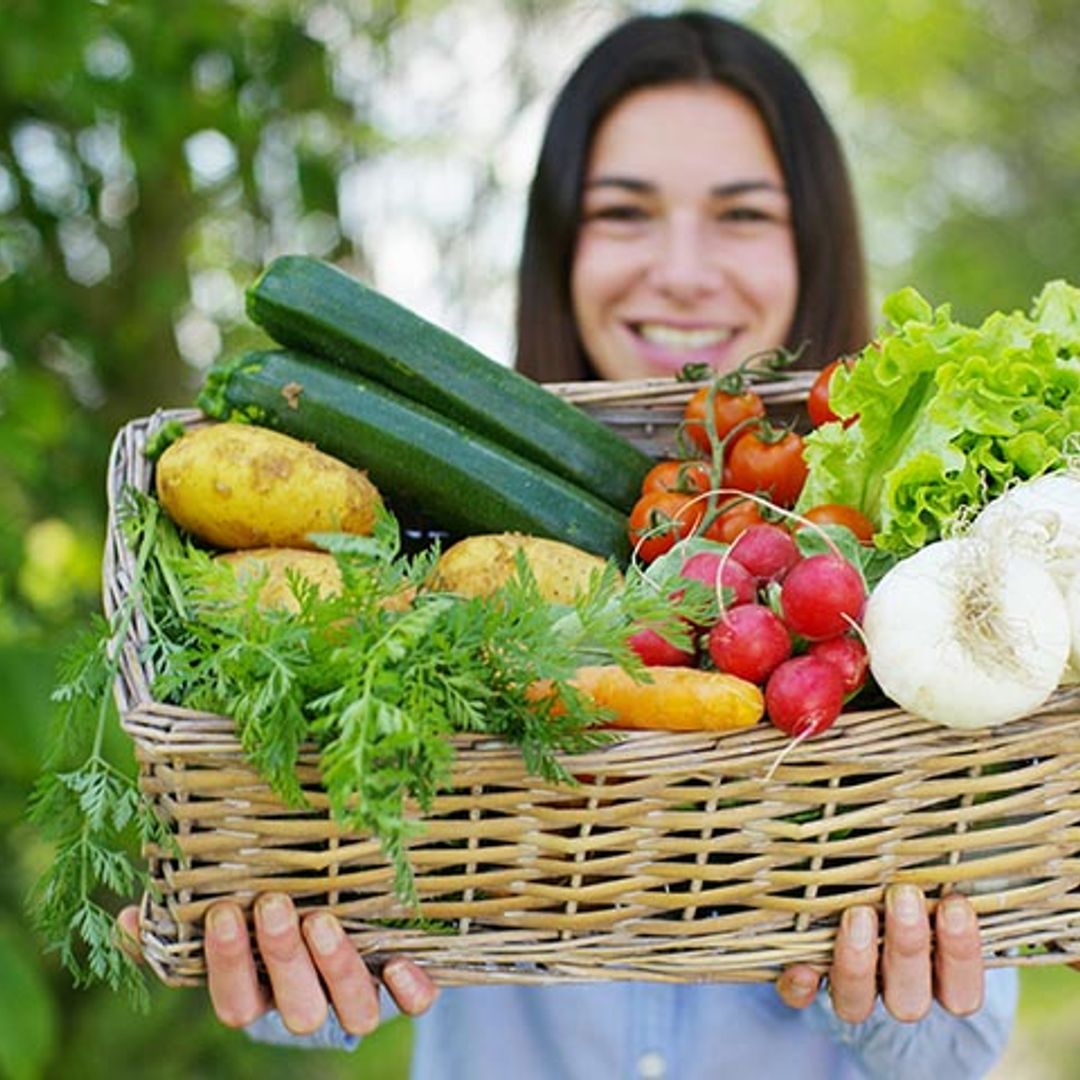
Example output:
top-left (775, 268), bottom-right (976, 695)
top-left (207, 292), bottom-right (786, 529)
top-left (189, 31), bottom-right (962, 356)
top-left (514, 10), bottom-right (868, 382)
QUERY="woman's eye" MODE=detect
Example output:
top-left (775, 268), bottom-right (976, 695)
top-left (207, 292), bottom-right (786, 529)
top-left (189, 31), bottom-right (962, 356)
top-left (717, 206), bottom-right (772, 223)
top-left (584, 204), bottom-right (650, 223)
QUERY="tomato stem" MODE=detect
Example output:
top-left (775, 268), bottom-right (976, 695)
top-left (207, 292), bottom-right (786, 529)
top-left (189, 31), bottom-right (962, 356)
top-left (678, 488), bottom-right (846, 562)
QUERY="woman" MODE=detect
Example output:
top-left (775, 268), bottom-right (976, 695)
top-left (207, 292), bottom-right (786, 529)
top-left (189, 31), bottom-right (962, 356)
top-left (515, 9), bottom-right (867, 382)
top-left (121, 11), bottom-right (1017, 1077)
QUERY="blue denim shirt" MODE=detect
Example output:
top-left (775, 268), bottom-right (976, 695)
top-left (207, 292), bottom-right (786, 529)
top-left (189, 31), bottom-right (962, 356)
top-left (246, 968), bottom-right (1017, 1079)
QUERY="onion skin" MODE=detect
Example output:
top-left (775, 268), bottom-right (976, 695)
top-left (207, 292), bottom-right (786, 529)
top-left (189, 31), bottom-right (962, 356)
top-left (971, 473), bottom-right (1080, 592)
top-left (1066, 574), bottom-right (1080, 676)
top-left (863, 538), bottom-right (1070, 729)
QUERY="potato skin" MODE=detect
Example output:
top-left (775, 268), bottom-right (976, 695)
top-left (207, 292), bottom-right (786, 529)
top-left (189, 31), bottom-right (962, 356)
top-left (430, 532), bottom-right (619, 604)
top-left (217, 547), bottom-right (415, 613)
top-left (156, 422), bottom-right (382, 549)
top-left (216, 548), bottom-right (342, 611)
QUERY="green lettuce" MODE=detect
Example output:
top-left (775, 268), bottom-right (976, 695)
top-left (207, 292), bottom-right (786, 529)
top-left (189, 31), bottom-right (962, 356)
top-left (797, 281), bottom-right (1080, 555)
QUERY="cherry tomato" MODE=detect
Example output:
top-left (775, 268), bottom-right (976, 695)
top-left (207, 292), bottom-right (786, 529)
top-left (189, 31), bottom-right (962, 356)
top-left (702, 498), bottom-right (764, 545)
top-left (640, 459), bottom-right (714, 496)
top-left (683, 386), bottom-right (765, 454)
top-left (797, 503), bottom-right (875, 545)
top-left (726, 429), bottom-right (808, 508)
top-left (627, 491), bottom-right (705, 563)
top-left (807, 358), bottom-right (857, 428)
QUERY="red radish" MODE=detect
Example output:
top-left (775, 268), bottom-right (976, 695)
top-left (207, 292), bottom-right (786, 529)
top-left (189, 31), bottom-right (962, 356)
top-left (679, 551), bottom-right (756, 607)
top-left (628, 626), bottom-right (696, 667)
top-left (707, 604), bottom-right (792, 684)
top-left (780, 553), bottom-right (866, 640)
top-left (808, 635), bottom-right (869, 696)
top-left (729, 524), bottom-right (800, 583)
top-left (765, 656), bottom-right (845, 737)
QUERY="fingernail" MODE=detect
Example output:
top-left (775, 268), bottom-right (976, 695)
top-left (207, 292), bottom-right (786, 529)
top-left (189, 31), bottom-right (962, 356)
top-left (845, 906), bottom-right (875, 949)
top-left (941, 897), bottom-right (972, 934)
top-left (888, 884), bottom-right (923, 925)
top-left (308, 913), bottom-right (341, 956)
top-left (258, 894), bottom-right (293, 934)
top-left (789, 969), bottom-right (818, 995)
top-left (384, 961), bottom-right (433, 1007)
top-left (207, 905), bottom-right (242, 943)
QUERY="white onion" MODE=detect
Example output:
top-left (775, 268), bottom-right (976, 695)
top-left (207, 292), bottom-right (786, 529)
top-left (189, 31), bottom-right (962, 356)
top-left (971, 472), bottom-right (1080, 592)
top-left (863, 537), bottom-right (1070, 728)
top-left (1066, 573), bottom-right (1080, 676)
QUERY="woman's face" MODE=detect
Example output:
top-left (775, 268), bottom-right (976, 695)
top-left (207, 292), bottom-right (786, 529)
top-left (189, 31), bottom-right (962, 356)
top-left (571, 83), bottom-right (798, 380)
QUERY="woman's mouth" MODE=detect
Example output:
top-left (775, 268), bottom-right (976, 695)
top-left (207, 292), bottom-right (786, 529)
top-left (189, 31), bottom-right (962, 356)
top-left (630, 322), bottom-right (739, 374)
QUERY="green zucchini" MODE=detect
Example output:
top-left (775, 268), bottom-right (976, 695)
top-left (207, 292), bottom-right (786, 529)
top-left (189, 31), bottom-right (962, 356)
top-left (198, 349), bottom-right (631, 563)
top-left (246, 255), bottom-right (652, 513)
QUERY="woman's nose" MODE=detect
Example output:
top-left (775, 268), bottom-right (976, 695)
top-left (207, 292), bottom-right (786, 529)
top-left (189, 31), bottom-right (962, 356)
top-left (647, 218), bottom-right (719, 302)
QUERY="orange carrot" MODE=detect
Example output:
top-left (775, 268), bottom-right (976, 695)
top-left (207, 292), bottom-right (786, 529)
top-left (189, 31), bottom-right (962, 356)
top-left (571, 664), bottom-right (763, 732)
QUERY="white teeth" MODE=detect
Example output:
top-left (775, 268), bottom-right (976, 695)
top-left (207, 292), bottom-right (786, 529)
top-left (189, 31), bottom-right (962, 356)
top-left (638, 323), bottom-right (734, 350)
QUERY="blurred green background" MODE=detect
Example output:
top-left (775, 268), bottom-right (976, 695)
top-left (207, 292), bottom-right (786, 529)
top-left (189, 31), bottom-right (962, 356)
top-left (3, 0), bottom-right (1079, 1076)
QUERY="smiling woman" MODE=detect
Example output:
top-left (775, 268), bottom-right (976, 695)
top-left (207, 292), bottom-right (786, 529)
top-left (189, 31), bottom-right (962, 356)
top-left (571, 83), bottom-right (798, 380)
top-left (516, 10), bottom-right (869, 383)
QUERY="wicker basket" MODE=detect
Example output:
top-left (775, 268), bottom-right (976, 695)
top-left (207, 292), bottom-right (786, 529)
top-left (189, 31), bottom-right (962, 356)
top-left (106, 378), bottom-right (1080, 988)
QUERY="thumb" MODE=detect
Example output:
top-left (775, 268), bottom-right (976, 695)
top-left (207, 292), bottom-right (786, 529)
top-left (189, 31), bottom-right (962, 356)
top-left (776, 964), bottom-right (822, 1009)
top-left (115, 905), bottom-right (144, 964)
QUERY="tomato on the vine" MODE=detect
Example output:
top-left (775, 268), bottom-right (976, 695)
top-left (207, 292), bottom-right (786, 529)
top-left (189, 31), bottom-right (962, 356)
top-left (640, 459), bottom-right (713, 496)
top-left (627, 491), bottom-right (705, 562)
top-left (797, 503), bottom-right (875, 544)
top-left (807, 358), bottom-right (857, 428)
top-left (726, 428), bottom-right (808, 508)
top-left (702, 497), bottom-right (763, 544)
top-left (683, 386), bottom-right (765, 454)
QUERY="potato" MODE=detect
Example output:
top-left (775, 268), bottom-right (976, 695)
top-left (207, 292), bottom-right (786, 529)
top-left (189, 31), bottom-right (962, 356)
top-left (156, 422), bottom-right (381, 549)
top-left (217, 547), bottom-right (415, 613)
top-left (216, 548), bottom-right (343, 612)
top-left (429, 532), bottom-right (619, 604)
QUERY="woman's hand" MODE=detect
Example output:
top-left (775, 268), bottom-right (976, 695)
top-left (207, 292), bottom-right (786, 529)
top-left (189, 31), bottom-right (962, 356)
top-left (776, 885), bottom-right (984, 1023)
top-left (117, 893), bottom-right (438, 1036)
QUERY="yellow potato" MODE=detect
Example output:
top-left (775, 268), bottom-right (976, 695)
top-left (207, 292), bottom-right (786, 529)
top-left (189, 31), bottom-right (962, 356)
top-left (156, 422), bottom-right (381, 549)
top-left (216, 548), bottom-right (343, 612)
top-left (217, 547), bottom-right (415, 613)
top-left (430, 532), bottom-right (619, 604)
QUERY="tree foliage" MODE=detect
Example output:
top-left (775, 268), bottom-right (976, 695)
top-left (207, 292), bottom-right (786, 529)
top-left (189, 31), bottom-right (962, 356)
top-left (757, 0), bottom-right (1080, 320)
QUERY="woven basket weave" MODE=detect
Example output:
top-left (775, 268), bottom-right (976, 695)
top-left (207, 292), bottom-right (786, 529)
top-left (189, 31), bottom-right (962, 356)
top-left (105, 379), bottom-right (1080, 988)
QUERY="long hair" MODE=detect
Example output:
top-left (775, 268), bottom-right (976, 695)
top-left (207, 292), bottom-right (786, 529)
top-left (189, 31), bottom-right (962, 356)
top-left (515, 11), bottom-right (869, 382)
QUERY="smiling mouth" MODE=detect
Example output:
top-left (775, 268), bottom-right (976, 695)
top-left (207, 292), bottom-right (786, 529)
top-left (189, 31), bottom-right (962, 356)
top-left (635, 323), bottom-right (735, 351)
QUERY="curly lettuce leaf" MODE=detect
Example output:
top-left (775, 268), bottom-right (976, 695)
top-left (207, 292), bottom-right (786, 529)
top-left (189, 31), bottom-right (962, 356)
top-left (798, 281), bottom-right (1080, 555)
